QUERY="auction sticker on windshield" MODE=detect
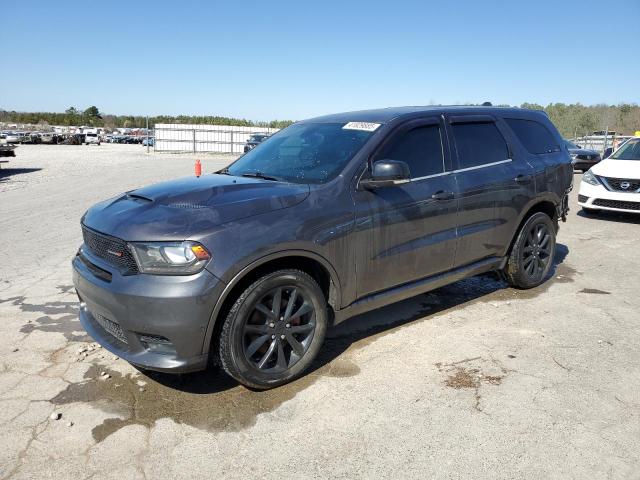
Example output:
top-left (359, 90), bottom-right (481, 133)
top-left (342, 122), bottom-right (381, 132)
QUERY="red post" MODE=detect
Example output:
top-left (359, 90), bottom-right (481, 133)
top-left (195, 159), bottom-right (202, 177)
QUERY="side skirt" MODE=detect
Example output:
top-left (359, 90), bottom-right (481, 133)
top-left (333, 256), bottom-right (506, 325)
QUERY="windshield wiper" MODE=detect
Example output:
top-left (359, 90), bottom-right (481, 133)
top-left (217, 168), bottom-right (231, 175)
top-left (240, 171), bottom-right (281, 181)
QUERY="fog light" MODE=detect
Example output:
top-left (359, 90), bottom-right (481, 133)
top-left (139, 334), bottom-right (176, 355)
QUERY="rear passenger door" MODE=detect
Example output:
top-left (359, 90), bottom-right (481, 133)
top-left (446, 115), bottom-right (535, 268)
top-left (354, 117), bottom-right (458, 296)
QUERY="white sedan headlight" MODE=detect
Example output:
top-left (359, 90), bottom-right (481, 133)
top-left (582, 170), bottom-right (600, 186)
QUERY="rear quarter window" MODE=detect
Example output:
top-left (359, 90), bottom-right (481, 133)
top-left (504, 118), bottom-right (560, 154)
top-left (451, 122), bottom-right (509, 169)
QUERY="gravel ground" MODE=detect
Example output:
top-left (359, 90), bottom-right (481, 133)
top-left (0, 144), bottom-right (639, 479)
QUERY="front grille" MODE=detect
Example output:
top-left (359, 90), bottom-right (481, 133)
top-left (576, 154), bottom-right (600, 161)
top-left (592, 199), bottom-right (640, 211)
top-left (602, 177), bottom-right (640, 193)
top-left (578, 194), bottom-right (588, 203)
top-left (93, 312), bottom-right (128, 344)
top-left (81, 225), bottom-right (138, 274)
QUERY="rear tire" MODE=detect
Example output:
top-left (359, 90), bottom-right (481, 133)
top-left (504, 212), bottom-right (556, 289)
top-left (218, 269), bottom-right (327, 389)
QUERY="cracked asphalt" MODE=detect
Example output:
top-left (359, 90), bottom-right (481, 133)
top-left (1, 144), bottom-right (639, 479)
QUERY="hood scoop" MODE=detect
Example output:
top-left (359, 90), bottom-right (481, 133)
top-left (126, 193), bottom-right (153, 203)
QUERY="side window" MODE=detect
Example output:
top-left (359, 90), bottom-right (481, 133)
top-left (451, 122), bottom-right (509, 169)
top-left (504, 118), bottom-right (560, 154)
top-left (375, 125), bottom-right (444, 178)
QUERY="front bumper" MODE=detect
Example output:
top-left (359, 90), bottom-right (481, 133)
top-left (572, 159), bottom-right (600, 170)
top-left (578, 181), bottom-right (640, 213)
top-left (72, 249), bottom-right (225, 373)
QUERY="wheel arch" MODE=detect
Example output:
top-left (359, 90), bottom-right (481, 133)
top-left (201, 250), bottom-right (341, 358)
top-left (505, 195), bottom-right (560, 257)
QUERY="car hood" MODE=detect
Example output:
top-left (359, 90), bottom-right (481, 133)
top-left (82, 174), bottom-right (310, 241)
top-left (568, 148), bottom-right (599, 156)
top-left (591, 159), bottom-right (640, 179)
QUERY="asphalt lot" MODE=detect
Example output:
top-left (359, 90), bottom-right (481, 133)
top-left (1, 144), bottom-right (639, 479)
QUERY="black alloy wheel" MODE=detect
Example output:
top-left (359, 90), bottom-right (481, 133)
top-left (521, 223), bottom-right (552, 278)
top-left (219, 269), bottom-right (327, 389)
top-left (504, 212), bottom-right (557, 289)
top-left (242, 286), bottom-right (316, 372)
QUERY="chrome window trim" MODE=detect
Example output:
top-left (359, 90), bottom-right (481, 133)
top-left (410, 158), bottom-right (513, 181)
top-left (411, 171), bottom-right (451, 181)
top-left (452, 158), bottom-right (512, 174)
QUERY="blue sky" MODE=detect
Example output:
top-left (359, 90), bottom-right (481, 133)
top-left (1, 0), bottom-right (638, 121)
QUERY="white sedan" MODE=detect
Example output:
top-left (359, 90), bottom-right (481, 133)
top-left (578, 137), bottom-right (640, 214)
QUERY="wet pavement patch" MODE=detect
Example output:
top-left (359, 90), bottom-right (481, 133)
top-left (51, 360), bottom-right (355, 442)
top-left (436, 357), bottom-right (508, 412)
top-left (578, 288), bottom-right (611, 295)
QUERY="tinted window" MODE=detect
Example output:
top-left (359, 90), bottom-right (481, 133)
top-left (375, 125), bottom-right (444, 178)
top-left (505, 118), bottom-right (560, 154)
top-left (452, 122), bottom-right (509, 169)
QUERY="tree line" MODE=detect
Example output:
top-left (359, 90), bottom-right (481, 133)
top-left (0, 106), bottom-right (294, 130)
top-left (1, 103), bottom-right (639, 137)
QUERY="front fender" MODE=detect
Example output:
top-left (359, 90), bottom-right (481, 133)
top-left (200, 249), bottom-right (342, 357)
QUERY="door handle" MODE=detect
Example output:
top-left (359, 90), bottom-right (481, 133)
top-left (515, 174), bottom-right (533, 184)
top-left (431, 190), bottom-right (454, 201)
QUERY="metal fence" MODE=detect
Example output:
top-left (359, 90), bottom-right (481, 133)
top-left (154, 124), bottom-right (280, 154)
top-left (571, 135), bottom-right (634, 155)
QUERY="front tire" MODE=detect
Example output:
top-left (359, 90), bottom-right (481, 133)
top-left (504, 212), bottom-right (556, 289)
top-left (218, 269), bottom-right (327, 389)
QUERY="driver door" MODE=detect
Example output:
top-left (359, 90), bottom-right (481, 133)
top-left (352, 117), bottom-right (459, 297)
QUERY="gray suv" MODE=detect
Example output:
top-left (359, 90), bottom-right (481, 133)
top-left (73, 106), bottom-right (572, 389)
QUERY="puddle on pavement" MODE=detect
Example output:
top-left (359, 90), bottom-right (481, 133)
top-left (52, 359), bottom-right (359, 442)
top-left (435, 357), bottom-right (508, 412)
top-left (578, 288), bottom-right (610, 295)
top-left (48, 244), bottom-right (576, 440)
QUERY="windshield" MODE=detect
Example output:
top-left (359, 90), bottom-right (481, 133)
top-left (610, 138), bottom-right (640, 160)
top-left (227, 123), bottom-right (375, 184)
top-left (249, 135), bottom-right (266, 142)
top-left (564, 139), bottom-right (579, 149)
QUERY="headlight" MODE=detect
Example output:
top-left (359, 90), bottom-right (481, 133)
top-left (129, 241), bottom-right (211, 275)
top-left (582, 170), bottom-right (600, 186)
top-left (570, 153), bottom-right (578, 159)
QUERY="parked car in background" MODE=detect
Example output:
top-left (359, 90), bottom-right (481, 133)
top-left (565, 139), bottom-right (601, 172)
top-left (84, 130), bottom-right (101, 145)
top-left (73, 106), bottom-right (572, 389)
top-left (39, 133), bottom-right (62, 144)
top-left (4, 132), bottom-right (24, 144)
top-left (243, 133), bottom-right (270, 153)
top-left (578, 137), bottom-right (640, 214)
top-left (142, 137), bottom-right (155, 146)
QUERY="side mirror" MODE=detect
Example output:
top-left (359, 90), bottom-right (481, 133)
top-left (360, 159), bottom-right (411, 189)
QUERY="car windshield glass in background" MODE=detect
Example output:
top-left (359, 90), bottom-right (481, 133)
top-left (610, 138), bottom-right (640, 160)
top-left (228, 123), bottom-right (375, 184)
top-left (564, 139), bottom-right (579, 149)
top-left (504, 118), bottom-right (560, 154)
